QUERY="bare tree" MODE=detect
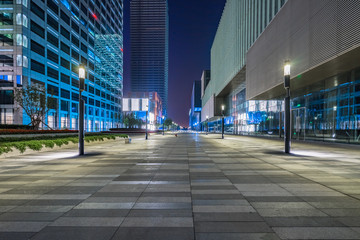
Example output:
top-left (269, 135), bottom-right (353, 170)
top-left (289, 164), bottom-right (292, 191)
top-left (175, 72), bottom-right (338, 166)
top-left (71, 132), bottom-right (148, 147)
top-left (14, 84), bottom-right (54, 130)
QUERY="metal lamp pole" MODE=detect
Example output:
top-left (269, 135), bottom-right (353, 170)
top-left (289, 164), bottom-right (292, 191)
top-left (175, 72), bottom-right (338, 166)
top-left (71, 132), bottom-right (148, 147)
top-left (284, 61), bottom-right (291, 153)
top-left (145, 105), bottom-right (148, 140)
top-left (206, 115), bottom-right (208, 135)
top-left (221, 105), bottom-right (225, 139)
top-left (78, 66), bottom-right (86, 155)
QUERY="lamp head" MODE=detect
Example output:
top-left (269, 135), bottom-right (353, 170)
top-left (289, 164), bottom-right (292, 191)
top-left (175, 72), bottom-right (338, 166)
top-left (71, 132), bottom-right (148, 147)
top-left (284, 60), bottom-right (291, 76)
top-left (78, 66), bottom-right (86, 79)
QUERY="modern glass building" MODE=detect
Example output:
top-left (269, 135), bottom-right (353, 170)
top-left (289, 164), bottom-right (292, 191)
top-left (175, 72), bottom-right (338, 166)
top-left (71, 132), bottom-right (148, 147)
top-left (203, 0), bottom-right (360, 144)
top-left (0, 0), bottom-right (123, 131)
top-left (130, 0), bottom-right (168, 116)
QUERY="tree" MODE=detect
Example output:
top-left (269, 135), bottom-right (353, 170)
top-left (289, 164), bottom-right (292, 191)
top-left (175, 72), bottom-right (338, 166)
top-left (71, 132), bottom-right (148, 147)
top-left (123, 113), bottom-right (137, 128)
top-left (14, 84), bottom-right (54, 130)
top-left (136, 118), bottom-right (144, 129)
top-left (164, 118), bottom-right (173, 130)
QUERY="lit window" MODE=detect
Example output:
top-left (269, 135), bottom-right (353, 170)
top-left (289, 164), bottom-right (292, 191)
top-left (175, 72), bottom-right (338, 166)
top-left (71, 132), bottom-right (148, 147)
top-left (16, 34), bottom-right (22, 45)
top-left (16, 55), bottom-right (22, 66)
top-left (16, 13), bottom-right (22, 25)
top-left (22, 14), bottom-right (28, 27)
top-left (23, 56), bottom-right (28, 68)
top-left (23, 35), bottom-right (28, 48)
top-left (22, 0), bottom-right (28, 7)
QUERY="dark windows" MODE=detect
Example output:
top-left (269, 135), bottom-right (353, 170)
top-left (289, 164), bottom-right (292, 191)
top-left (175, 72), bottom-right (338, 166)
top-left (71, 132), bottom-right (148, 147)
top-left (31, 20), bottom-right (45, 38)
top-left (60, 89), bottom-right (70, 99)
top-left (60, 41), bottom-right (70, 54)
top-left (60, 26), bottom-right (70, 40)
top-left (47, 84), bottom-right (59, 95)
top-left (31, 59), bottom-right (45, 74)
top-left (60, 57), bottom-right (70, 69)
top-left (71, 50), bottom-right (79, 61)
top-left (47, 32), bottom-right (58, 47)
top-left (60, 10), bottom-right (70, 25)
top-left (71, 20), bottom-right (79, 32)
top-left (0, 55), bottom-right (13, 67)
top-left (47, 15), bottom-right (58, 31)
top-left (47, 66), bottom-right (59, 80)
top-left (47, 0), bottom-right (59, 14)
top-left (31, 40), bottom-right (45, 56)
top-left (0, 90), bottom-right (14, 104)
top-left (81, 30), bottom-right (87, 41)
top-left (0, 34), bottom-right (13, 46)
top-left (30, 0), bottom-right (45, 20)
top-left (80, 42), bottom-right (87, 53)
top-left (60, 100), bottom-right (69, 111)
top-left (47, 49), bottom-right (58, 63)
top-left (71, 78), bottom-right (79, 88)
top-left (71, 35), bottom-right (79, 46)
top-left (60, 73), bottom-right (70, 84)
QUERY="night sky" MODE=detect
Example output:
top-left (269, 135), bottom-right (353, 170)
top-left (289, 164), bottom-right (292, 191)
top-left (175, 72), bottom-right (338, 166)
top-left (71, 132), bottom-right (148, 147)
top-left (123, 0), bottom-right (226, 127)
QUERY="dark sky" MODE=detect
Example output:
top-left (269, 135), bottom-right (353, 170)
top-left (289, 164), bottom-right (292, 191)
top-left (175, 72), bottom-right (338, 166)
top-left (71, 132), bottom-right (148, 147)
top-left (123, 0), bottom-right (226, 127)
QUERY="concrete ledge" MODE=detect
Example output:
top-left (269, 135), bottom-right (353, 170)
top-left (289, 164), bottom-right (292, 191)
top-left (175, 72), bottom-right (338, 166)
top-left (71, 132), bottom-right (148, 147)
top-left (0, 137), bottom-right (126, 159)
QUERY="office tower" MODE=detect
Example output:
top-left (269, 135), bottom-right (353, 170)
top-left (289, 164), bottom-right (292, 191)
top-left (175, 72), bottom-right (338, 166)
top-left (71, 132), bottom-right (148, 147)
top-left (130, 0), bottom-right (168, 116)
top-left (0, 0), bottom-right (124, 131)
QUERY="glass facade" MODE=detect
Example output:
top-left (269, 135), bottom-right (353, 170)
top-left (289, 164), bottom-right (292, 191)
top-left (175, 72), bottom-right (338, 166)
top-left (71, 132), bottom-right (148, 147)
top-left (213, 67), bottom-right (360, 145)
top-left (0, 0), bottom-right (123, 131)
top-left (130, 0), bottom-right (168, 116)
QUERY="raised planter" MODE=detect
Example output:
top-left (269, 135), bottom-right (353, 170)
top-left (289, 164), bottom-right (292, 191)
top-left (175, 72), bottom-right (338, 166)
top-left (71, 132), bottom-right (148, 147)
top-left (0, 136), bottom-right (126, 159)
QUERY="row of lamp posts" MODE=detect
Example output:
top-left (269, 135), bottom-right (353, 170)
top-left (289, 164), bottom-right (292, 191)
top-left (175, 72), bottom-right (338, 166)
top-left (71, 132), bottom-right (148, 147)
top-left (77, 61), bottom-right (292, 156)
top-left (204, 61), bottom-right (292, 154)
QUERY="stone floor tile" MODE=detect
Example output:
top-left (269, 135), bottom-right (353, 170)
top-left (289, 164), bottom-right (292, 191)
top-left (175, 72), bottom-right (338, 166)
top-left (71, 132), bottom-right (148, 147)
top-left (273, 227), bottom-right (360, 239)
top-left (121, 217), bottom-right (193, 227)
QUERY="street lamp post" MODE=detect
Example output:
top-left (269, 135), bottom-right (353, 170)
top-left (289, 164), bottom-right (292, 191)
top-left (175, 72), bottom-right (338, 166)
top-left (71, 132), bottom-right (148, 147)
top-left (162, 116), bottom-right (165, 135)
top-left (221, 105), bottom-right (225, 139)
top-left (284, 61), bottom-right (291, 153)
top-left (206, 115), bottom-right (209, 135)
top-left (78, 65), bottom-right (86, 155)
top-left (145, 105), bottom-right (148, 140)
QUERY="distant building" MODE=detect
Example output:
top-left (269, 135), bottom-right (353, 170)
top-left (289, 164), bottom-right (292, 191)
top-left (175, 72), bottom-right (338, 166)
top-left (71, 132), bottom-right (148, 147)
top-left (189, 81), bottom-right (201, 130)
top-left (0, 0), bottom-right (124, 131)
top-left (130, 0), bottom-right (169, 116)
top-left (123, 92), bottom-right (163, 129)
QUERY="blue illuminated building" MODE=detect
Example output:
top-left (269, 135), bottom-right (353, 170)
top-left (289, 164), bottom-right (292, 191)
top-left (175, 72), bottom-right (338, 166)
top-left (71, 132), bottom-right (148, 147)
top-left (0, 0), bottom-right (123, 131)
top-left (189, 80), bottom-right (201, 130)
top-left (130, 0), bottom-right (168, 116)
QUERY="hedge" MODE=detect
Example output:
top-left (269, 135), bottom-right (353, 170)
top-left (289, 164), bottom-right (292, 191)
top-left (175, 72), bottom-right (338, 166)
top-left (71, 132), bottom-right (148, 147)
top-left (0, 134), bottom-right (128, 155)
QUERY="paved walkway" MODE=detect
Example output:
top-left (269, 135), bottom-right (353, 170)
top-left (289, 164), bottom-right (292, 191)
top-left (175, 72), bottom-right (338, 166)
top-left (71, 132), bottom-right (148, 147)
top-left (0, 133), bottom-right (360, 239)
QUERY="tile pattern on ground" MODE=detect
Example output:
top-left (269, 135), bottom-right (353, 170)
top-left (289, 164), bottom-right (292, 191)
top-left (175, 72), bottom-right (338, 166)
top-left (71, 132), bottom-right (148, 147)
top-left (0, 134), bottom-right (359, 239)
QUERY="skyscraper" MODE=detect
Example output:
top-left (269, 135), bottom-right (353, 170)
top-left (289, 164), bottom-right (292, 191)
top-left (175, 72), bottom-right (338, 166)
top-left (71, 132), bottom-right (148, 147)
top-left (130, 0), bottom-right (168, 116)
top-left (0, 0), bottom-right (123, 131)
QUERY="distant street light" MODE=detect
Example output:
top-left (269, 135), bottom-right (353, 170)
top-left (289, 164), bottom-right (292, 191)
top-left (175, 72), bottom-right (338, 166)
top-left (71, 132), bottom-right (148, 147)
top-left (78, 65), bottom-right (85, 155)
top-left (221, 105), bottom-right (225, 139)
top-left (284, 60), bottom-right (291, 153)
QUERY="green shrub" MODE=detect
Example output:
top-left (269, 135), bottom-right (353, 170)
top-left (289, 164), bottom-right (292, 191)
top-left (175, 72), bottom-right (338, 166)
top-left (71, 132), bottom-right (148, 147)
top-left (0, 133), bottom-right (128, 155)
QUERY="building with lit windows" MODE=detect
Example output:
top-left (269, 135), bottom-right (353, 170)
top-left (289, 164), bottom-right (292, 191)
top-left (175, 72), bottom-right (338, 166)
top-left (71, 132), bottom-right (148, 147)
top-left (130, 0), bottom-right (168, 116)
top-left (203, 0), bottom-right (360, 144)
top-left (0, 0), bottom-right (123, 131)
top-left (123, 92), bottom-right (163, 127)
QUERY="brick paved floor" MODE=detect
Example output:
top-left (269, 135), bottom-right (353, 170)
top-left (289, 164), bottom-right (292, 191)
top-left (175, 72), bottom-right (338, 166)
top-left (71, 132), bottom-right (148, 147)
top-left (0, 133), bottom-right (360, 239)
